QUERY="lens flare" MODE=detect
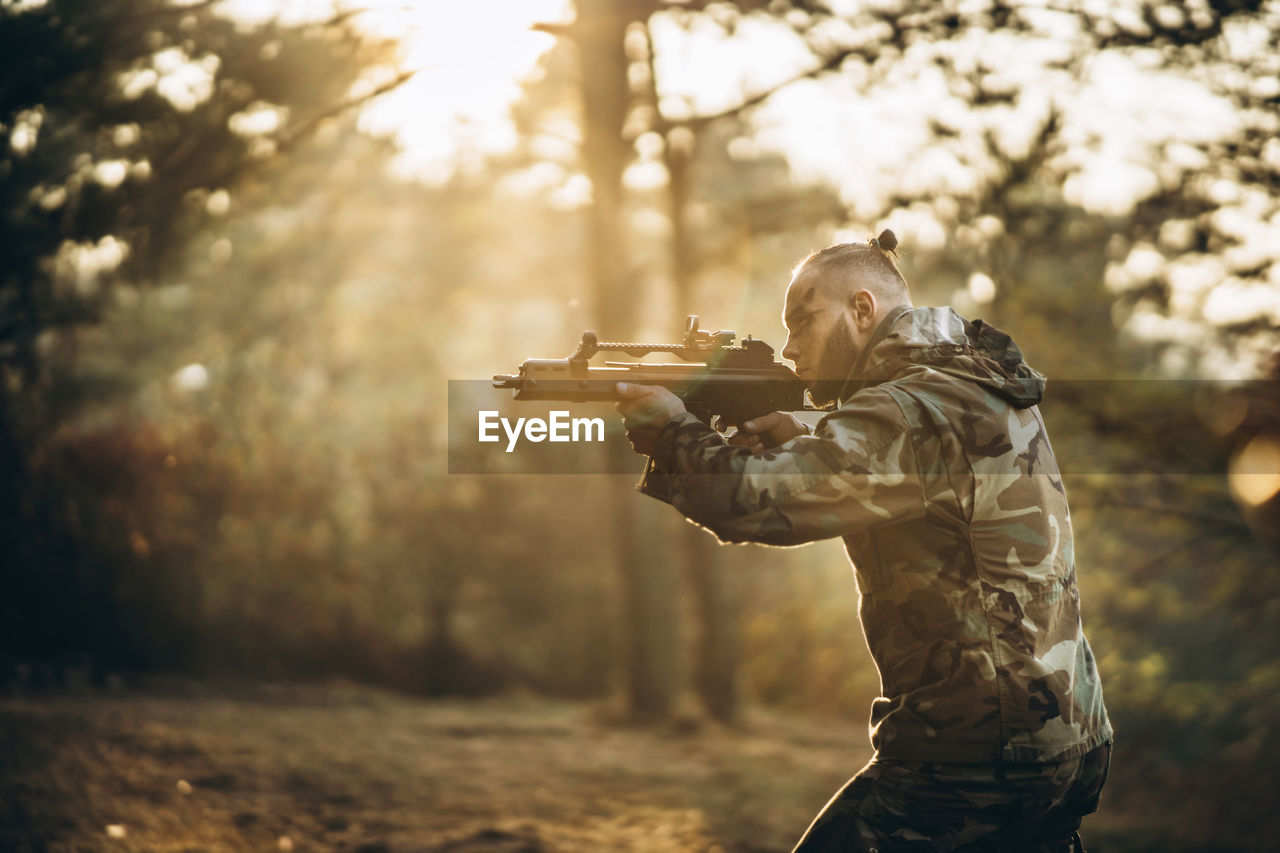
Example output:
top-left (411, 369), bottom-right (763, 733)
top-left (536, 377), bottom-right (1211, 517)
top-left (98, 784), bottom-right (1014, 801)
top-left (1228, 433), bottom-right (1280, 507)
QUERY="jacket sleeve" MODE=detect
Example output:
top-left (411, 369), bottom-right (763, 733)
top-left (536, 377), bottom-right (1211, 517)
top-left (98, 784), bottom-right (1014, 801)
top-left (638, 387), bottom-right (925, 546)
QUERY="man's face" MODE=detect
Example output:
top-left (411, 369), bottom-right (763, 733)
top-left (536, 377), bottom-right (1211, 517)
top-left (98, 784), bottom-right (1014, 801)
top-left (781, 268), bottom-right (863, 407)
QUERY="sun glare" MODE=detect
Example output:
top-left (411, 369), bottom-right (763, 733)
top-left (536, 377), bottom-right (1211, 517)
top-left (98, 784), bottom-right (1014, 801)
top-left (352, 0), bottom-right (571, 181)
top-left (212, 0), bottom-right (571, 182)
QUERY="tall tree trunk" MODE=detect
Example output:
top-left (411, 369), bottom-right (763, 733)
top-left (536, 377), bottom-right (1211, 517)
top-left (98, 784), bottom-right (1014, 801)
top-left (630, 15), bottom-right (743, 722)
top-left (664, 126), bottom-right (742, 722)
top-left (576, 0), bottom-right (676, 718)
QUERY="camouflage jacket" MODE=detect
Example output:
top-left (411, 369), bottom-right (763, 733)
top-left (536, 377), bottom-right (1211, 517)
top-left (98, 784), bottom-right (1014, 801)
top-left (640, 306), bottom-right (1113, 764)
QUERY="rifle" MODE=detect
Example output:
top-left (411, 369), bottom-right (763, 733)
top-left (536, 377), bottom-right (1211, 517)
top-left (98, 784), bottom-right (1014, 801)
top-left (493, 315), bottom-right (817, 429)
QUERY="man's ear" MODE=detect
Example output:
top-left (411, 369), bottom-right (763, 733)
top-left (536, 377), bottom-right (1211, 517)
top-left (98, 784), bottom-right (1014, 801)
top-left (849, 289), bottom-right (878, 331)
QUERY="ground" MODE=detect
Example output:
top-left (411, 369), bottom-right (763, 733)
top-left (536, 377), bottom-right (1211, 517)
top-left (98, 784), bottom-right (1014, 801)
top-left (0, 681), bottom-right (1232, 852)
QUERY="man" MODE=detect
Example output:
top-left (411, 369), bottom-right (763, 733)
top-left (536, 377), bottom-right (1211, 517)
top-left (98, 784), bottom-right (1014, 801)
top-left (615, 231), bottom-right (1112, 852)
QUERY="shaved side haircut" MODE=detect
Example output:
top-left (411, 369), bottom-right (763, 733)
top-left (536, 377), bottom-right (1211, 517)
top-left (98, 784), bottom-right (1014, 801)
top-left (795, 228), bottom-right (912, 307)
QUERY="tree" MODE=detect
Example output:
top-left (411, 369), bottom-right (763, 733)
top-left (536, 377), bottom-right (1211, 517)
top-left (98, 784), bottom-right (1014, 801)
top-left (0, 0), bottom-right (406, 669)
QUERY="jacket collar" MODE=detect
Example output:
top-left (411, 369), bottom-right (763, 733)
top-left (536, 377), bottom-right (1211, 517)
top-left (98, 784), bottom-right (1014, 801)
top-left (837, 304), bottom-right (911, 405)
top-left (837, 306), bottom-right (1045, 410)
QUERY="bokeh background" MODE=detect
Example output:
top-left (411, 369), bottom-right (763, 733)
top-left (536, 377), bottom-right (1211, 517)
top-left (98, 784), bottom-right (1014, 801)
top-left (2, 0), bottom-right (1279, 850)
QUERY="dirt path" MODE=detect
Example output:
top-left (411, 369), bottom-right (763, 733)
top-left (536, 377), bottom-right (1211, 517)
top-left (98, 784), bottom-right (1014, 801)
top-left (1, 683), bottom-right (870, 852)
top-left (2, 681), bottom-right (1235, 852)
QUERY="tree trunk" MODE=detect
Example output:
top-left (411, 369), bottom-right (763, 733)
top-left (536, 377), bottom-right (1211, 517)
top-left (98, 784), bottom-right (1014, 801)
top-left (664, 124), bottom-right (742, 722)
top-left (576, 0), bottom-right (676, 718)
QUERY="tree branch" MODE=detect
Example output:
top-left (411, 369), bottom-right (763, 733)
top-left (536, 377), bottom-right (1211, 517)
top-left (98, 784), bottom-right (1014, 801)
top-left (279, 70), bottom-right (416, 152)
top-left (656, 46), bottom-right (866, 132)
top-left (535, 3), bottom-right (862, 133)
top-left (121, 0), bottom-right (224, 24)
top-left (204, 69), bottom-right (417, 190)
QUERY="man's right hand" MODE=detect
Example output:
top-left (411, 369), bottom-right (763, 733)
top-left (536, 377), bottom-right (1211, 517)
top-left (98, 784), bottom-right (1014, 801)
top-left (727, 411), bottom-right (811, 455)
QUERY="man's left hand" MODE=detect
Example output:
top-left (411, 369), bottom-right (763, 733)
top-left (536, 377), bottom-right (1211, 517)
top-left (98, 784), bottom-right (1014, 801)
top-left (615, 382), bottom-right (686, 456)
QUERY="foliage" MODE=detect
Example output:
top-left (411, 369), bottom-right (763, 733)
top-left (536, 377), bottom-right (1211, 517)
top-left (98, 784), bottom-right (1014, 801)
top-left (0, 0), bottom-right (394, 665)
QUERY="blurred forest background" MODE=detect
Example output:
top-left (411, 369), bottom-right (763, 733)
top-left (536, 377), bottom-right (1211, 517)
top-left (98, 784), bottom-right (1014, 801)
top-left (2, 0), bottom-right (1280, 850)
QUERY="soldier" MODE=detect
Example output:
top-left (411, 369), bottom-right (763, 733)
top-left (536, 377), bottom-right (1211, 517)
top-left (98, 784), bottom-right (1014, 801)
top-left (615, 230), bottom-right (1113, 852)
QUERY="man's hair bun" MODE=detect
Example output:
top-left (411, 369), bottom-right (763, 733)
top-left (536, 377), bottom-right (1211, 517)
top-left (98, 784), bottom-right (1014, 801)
top-left (875, 228), bottom-right (898, 253)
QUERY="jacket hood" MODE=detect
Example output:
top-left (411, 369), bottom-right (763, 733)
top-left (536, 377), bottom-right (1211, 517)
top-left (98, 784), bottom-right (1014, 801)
top-left (840, 306), bottom-right (1045, 409)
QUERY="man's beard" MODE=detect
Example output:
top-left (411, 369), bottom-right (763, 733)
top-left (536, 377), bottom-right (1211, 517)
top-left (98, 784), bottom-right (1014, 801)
top-left (807, 319), bottom-right (859, 407)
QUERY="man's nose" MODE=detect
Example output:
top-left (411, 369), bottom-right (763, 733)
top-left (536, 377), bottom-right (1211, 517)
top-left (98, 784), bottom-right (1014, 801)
top-left (782, 336), bottom-right (798, 363)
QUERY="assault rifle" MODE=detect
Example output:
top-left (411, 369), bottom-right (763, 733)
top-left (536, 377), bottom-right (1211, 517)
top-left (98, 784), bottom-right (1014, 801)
top-left (493, 315), bottom-right (817, 429)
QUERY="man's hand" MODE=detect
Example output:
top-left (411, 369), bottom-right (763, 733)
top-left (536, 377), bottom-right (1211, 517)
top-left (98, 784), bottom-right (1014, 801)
top-left (615, 382), bottom-right (687, 456)
top-left (727, 411), bottom-right (810, 455)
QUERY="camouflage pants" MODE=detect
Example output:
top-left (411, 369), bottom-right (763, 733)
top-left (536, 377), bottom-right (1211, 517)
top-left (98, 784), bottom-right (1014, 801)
top-left (791, 741), bottom-right (1111, 853)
